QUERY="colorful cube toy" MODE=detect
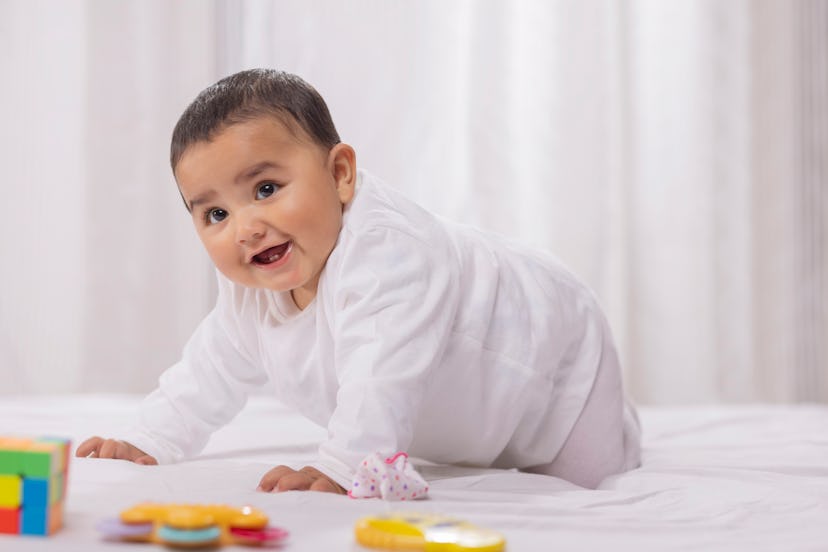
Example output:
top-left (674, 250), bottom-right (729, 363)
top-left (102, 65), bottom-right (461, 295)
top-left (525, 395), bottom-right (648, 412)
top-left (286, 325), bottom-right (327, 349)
top-left (0, 436), bottom-right (70, 536)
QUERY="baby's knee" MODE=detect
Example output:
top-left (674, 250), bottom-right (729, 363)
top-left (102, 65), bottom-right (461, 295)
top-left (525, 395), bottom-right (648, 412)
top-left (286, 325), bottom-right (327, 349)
top-left (527, 402), bottom-right (641, 488)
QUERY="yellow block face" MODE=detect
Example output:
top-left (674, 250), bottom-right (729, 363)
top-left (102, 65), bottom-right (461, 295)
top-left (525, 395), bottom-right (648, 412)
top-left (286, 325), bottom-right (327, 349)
top-left (0, 475), bottom-right (21, 508)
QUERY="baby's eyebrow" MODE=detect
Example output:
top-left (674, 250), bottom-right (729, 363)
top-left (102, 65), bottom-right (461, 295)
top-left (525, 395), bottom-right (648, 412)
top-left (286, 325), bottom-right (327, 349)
top-left (237, 161), bottom-right (282, 183)
top-left (188, 189), bottom-right (216, 211)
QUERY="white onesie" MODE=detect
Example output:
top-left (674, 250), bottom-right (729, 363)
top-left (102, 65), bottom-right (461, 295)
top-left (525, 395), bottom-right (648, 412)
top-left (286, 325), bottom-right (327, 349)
top-left (125, 170), bottom-right (640, 489)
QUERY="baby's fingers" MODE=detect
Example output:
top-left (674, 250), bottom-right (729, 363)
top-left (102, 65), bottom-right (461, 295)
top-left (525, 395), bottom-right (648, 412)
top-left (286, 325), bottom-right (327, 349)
top-left (75, 436), bottom-right (104, 458)
top-left (98, 438), bottom-right (128, 459)
top-left (75, 437), bottom-right (157, 465)
top-left (134, 454), bottom-right (158, 466)
top-left (257, 465), bottom-right (345, 494)
top-left (301, 467), bottom-right (345, 494)
top-left (257, 465), bottom-right (297, 492)
top-left (309, 476), bottom-right (344, 494)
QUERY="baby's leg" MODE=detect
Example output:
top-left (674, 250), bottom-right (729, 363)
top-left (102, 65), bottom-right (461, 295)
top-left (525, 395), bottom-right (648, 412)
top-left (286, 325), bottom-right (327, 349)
top-left (525, 347), bottom-right (641, 488)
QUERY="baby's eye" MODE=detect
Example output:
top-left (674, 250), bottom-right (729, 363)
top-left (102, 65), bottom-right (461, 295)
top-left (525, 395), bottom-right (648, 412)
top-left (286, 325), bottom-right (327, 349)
top-left (206, 208), bottom-right (228, 225)
top-left (256, 182), bottom-right (279, 200)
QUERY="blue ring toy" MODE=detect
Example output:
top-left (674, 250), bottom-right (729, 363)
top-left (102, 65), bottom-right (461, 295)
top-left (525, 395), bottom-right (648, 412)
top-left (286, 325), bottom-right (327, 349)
top-left (157, 524), bottom-right (222, 545)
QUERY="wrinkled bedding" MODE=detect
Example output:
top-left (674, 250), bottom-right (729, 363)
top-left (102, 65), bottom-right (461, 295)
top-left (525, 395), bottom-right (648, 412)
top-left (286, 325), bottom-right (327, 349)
top-left (1, 395), bottom-right (826, 551)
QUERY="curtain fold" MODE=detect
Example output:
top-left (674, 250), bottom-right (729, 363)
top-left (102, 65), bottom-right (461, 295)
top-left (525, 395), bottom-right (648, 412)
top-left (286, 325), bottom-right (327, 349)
top-left (1, 0), bottom-right (825, 403)
top-left (0, 0), bottom-right (218, 394)
top-left (219, 0), bottom-right (827, 404)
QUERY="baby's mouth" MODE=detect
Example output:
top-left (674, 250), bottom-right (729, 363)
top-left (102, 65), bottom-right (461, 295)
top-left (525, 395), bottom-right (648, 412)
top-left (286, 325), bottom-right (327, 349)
top-left (252, 242), bottom-right (291, 265)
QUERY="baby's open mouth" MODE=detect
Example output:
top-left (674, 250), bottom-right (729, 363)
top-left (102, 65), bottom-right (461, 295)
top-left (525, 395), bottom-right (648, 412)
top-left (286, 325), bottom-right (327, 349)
top-left (252, 242), bottom-right (291, 265)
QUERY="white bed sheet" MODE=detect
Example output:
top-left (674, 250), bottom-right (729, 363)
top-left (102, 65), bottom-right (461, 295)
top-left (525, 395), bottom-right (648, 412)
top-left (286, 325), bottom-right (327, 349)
top-left (1, 395), bottom-right (826, 551)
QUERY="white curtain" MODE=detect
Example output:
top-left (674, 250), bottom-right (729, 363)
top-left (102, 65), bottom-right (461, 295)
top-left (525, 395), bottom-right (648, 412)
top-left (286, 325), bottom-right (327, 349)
top-left (0, 0), bottom-right (217, 394)
top-left (220, 0), bottom-right (828, 404)
top-left (1, 0), bottom-right (825, 404)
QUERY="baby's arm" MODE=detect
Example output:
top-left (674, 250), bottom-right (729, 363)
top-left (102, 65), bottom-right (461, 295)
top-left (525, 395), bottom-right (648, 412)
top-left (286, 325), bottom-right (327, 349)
top-left (308, 226), bottom-right (457, 491)
top-left (76, 274), bottom-right (267, 466)
top-left (75, 437), bottom-right (157, 465)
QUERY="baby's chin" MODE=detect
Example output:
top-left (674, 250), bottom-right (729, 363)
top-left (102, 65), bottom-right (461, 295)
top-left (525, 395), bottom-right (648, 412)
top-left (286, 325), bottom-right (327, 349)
top-left (226, 271), bottom-right (305, 295)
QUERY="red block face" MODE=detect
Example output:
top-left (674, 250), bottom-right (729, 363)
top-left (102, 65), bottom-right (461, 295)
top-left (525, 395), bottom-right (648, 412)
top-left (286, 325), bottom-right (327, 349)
top-left (0, 508), bottom-right (20, 534)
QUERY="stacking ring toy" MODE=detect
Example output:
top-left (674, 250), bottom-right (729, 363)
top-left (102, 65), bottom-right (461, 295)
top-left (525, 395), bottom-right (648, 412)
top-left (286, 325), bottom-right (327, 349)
top-left (97, 502), bottom-right (288, 548)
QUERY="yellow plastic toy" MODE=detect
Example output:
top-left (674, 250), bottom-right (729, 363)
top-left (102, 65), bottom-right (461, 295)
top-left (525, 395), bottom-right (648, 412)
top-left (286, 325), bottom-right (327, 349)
top-left (354, 512), bottom-right (505, 551)
top-left (97, 502), bottom-right (287, 548)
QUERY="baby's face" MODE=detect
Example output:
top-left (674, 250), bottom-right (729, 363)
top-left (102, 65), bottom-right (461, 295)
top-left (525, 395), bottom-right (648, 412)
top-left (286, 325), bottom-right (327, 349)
top-left (175, 117), bottom-right (353, 308)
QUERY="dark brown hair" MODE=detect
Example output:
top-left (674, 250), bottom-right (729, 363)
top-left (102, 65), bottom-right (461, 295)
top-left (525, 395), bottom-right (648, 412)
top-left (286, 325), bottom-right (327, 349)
top-left (170, 69), bottom-right (341, 172)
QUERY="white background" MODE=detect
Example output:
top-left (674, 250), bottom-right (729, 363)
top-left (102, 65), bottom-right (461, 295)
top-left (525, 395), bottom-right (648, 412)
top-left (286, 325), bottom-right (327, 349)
top-left (0, 0), bottom-right (825, 404)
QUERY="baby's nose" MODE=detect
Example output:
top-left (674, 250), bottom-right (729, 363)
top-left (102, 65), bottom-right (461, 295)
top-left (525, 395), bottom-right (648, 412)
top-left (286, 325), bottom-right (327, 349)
top-left (236, 209), bottom-right (266, 243)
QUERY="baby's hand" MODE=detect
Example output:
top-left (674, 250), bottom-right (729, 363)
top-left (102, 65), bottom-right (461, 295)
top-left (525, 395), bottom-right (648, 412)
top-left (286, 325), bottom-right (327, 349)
top-left (257, 465), bottom-right (345, 494)
top-left (75, 436), bottom-right (158, 465)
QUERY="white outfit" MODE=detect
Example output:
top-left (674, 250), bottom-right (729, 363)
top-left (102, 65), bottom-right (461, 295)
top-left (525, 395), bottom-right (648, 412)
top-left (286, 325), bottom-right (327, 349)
top-left (125, 170), bottom-right (641, 489)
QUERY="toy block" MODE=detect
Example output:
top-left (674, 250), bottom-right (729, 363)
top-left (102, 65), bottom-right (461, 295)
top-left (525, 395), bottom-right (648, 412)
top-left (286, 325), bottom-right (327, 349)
top-left (0, 436), bottom-right (70, 537)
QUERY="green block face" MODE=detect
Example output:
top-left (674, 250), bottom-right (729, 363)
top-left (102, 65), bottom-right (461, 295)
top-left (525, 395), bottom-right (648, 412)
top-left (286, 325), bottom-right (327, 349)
top-left (0, 450), bottom-right (53, 479)
top-left (35, 439), bottom-right (69, 473)
top-left (0, 451), bottom-right (24, 475)
top-left (17, 451), bottom-right (52, 479)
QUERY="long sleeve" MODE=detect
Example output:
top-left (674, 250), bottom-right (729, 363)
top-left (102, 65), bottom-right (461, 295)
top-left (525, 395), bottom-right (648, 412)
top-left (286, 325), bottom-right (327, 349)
top-left (123, 274), bottom-right (269, 464)
top-left (313, 224), bottom-right (459, 487)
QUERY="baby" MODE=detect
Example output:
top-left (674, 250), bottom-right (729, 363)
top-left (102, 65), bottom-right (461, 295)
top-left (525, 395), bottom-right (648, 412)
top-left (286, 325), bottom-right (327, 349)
top-left (76, 69), bottom-right (641, 493)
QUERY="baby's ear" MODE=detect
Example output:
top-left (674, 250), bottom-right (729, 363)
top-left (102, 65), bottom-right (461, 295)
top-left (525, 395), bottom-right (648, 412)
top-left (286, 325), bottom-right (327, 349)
top-left (329, 143), bottom-right (357, 205)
